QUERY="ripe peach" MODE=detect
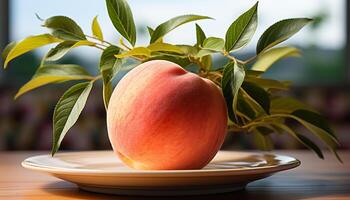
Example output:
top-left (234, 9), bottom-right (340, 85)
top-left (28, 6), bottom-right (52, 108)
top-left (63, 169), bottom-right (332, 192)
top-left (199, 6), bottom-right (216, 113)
top-left (107, 60), bottom-right (227, 170)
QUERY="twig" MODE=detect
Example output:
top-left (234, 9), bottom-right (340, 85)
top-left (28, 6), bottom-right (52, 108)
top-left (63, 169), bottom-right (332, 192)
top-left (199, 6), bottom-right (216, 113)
top-left (85, 35), bottom-right (112, 46)
top-left (119, 38), bottom-right (132, 50)
top-left (93, 45), bottom-right (105, 51)
top-left (85, 34), bottom-right (129, 51)
top-left (91, 75), bottom-right (102, 82)
top-left (242, 55), bottom-right (257, 64)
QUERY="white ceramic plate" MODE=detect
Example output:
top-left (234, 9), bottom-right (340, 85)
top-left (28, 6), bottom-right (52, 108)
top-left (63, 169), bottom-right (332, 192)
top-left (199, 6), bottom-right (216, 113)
top-left (22, 151), bottom-right (300, 196)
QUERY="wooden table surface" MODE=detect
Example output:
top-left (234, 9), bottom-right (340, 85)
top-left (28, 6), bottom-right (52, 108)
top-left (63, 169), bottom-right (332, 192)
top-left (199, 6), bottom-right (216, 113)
top-left (0, 150), bottom-right (349, 200)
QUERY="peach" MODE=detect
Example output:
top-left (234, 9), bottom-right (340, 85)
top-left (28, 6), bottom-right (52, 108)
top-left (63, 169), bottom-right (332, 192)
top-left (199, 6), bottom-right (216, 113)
top-left (107, 60), bottom-right (227, 170)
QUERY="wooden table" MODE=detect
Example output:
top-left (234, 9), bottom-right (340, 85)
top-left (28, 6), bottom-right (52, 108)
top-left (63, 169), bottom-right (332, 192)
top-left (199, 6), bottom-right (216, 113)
top-left (0, 151), bottom-right (349, 200)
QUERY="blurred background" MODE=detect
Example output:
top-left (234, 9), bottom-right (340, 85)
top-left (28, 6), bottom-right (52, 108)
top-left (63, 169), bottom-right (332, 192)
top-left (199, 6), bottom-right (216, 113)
top-left (0, 0), bottom-right (349, 151)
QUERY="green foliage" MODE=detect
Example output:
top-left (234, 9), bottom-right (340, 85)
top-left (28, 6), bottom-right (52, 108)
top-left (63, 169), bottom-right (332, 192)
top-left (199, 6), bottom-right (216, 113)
top-left (200, 55), bottom-right (212, 71)
top-left (244, 76), bottom-right (289, 90)
top-left (52, 82), bottom-right (93, 155)
top-left (115, 47), bottom-right (151, 58)
top-left (253, 131), bottom-right (273, 151)
top-left (99, 46), bottom-right (122, 109)
top-left (292, 109), bottom-right (336, 138)
top-left (92, 16), bottom-right (104, 40)
top-left (1, 0), bottom-right (341, 161)
top-left (46, 40), bottom-right (95, 61)
top-left (195, 23), bottom-right (206, 46)
top-left (146, 55), bottom-right (191, 67)
top-left (43, 16), bottom-right (86, 41)
top-left (256, 18), bottom-right (313, 54)
top-left (221, 61), bottom-right (245, 121)
top-left (15, 64), bottom-right (93, 99)
top-left (242, 82), bottom-right (270, 115)
top-left (150, 15), bottom-right (212, 43)
top-left (237, 94), bottom-right (256, 120)
top-left (225, 2), bottom-right (258, 52)
top-left (252, 47), bottom-right (300, 71)
top-left (202, 37), bottom-right (225, 52)
top-left (270, 97), bottom-right (315, 114)
top-left (147, 43), bottom-right (184, 54)
top-left (106, 0), bottom-right (136, 46)
top-left (290, 110), bottom-right (341, 161)
top-left (1, 41), bottom-right (17, 62)
top-left (272, 123), bottom-right (324, 159)
top-left (147, 26), bottom-right (154, 37)
top-left (4, 34), bottom-right (61, 68)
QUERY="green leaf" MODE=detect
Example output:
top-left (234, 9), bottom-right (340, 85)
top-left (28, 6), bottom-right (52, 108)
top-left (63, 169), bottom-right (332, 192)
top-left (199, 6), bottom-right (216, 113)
top-left (286, 110), bottom-right (341, 162)
top-left (106, 0), bottom-right (136, 46)
top-left (242, 82), bottom-right (270, 114)
top-left (202, 37), bottom-right (224, 52)
top-left (52, 82), bottom-right (93, 155)
top-left (99, 46), bottom-right (121, 109)
top-left (295, 133), bottom-right (324, 159)
top-left (46, 40), bottom-right (95, 61)
top-left (240, 88), bottom-right (266, 117)
top-left (146, 55), bottom-right (191, 67)
top-left (273, 123), bottom-right (324, 159)
top-left (115, 47), bottom-right (151, 58)
top-left (200, 55), bottom-right (212, 71)
top-left (195, 23), bottom-right (206, 46)
top-left (237, 94), bottom-right (256, 120)
top-left (3, 34), bottom-right (61, 68)
top-left (147, 43), bottom-right (184, 54)
top-left (150, 15), bottom-right (212, 43)
top-left (256, 124), bottom-right (281, 135)
top-left (43, 16), bottom-right (86, 41)
top-left (252, 47), bottom-right (301, 71)
top-left (221, 61), bottom-right (245, 121)
top-left (252, 130), bottom-right (273, 151)
top-left (271, 97), bottom-right (315, 114)
top-left (257, 18), bottom-right (312, 54)
top-left (177, 45), bottom-right (198, 56)
top-left (244, 76), bottom-right (289, 90)
top-left (147, 27), bottom-right (164, 43)
top-left (292, 109), bottom-right (335, 138)
top-left (92, 16), bottom-right (104, 40)
top-left (196, 49), bottom-right (215, 58)
top-left (147, 26), bottom-right (154, 37)
top-left (1, 41), bottom-right (17, 62)
top-left (246, 69), bottom-right (264, 77)
top-left (225, 2), bottom-right (258, 52)
top-left (15, 64), bottom-right (93, 99)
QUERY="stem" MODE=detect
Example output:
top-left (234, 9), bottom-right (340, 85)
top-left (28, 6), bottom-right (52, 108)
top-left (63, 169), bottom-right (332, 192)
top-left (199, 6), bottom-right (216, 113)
top-left (209, 71), bottom-right (223, 78)
top-left (236, 111), bottom-right (251, 121)
top-left (242, 55), bottom-right (257, 64)
top-left (227, 126), bottom-right (244, 132)
top-left (93, 45), bottom-right (105, 51)
top-left (223, 51), bottom-right (256, 65)
top-left (85, 35), bottom-right (113, 46)
top-left (225, 53), bottom-right (237, 62)
top-left (189, 56), bottom-right (207, 75)
top-left (223, 53), bottom-right (245, 65)
top-left (131, 56), bottom-right (143, 61)
top-left (97, 43), bottom-right (109, 48)
top-left (241, 121), bottom-right (271, 129)
top-left (119, 38), bottom-right (132, 50)
top-left (227, 122), bottom-right (244, 132)
top-left (85, 34), bottom-right (129, 51)
top-left (91, 75), bottom-right (102, 82)
top-left (40, 52), bottom-right (49, 67)
top-left (240, 113), bottom-right (297, 130)
top-left (227, 113), bottom-right (283, 133)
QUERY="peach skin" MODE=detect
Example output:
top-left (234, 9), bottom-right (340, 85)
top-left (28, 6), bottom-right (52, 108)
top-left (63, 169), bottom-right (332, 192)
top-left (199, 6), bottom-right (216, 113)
top-left (107, 60), bottom-right (227, 170)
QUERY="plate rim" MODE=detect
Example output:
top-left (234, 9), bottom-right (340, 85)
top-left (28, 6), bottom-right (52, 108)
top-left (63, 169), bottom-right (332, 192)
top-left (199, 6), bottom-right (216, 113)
top-left (22, 150), bottom-right (300, 177)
